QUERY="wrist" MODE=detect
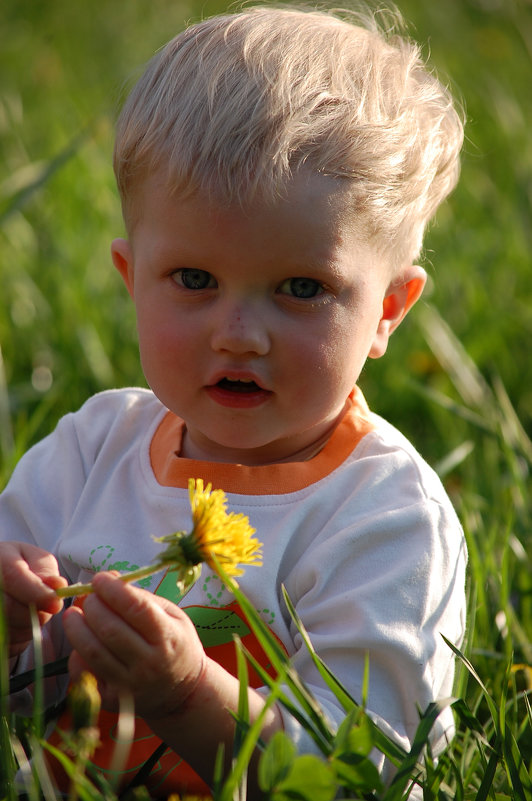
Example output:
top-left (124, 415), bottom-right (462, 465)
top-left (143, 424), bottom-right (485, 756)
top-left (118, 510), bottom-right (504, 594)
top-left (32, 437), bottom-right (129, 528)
top-left (175, 651), bottom-right (210, 714)
top-left (144, 652), bottom-right (210, 723)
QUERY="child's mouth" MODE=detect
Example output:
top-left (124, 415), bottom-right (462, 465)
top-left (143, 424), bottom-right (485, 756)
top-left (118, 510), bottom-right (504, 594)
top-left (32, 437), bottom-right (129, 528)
top-left (217, 378), bottom-right (261, 393)
top-left (206, 377), bottom-right (271, 408)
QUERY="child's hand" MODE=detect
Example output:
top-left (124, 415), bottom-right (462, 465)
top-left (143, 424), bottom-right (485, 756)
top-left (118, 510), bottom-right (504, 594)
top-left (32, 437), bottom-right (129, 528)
top-left (63, 572), bottom-right (206, 719)
top-left (0, 541), bottom-right (68, 658)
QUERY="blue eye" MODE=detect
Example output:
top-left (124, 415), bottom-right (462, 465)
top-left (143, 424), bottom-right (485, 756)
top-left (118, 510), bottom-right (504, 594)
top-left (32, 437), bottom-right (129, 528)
top-left (174, 268), bottom-right (216, 289)
top-left (279, 277), bottom-right (323, 299)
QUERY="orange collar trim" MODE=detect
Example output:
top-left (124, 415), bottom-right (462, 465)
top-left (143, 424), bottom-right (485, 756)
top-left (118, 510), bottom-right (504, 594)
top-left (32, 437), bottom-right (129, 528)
top-left (149, 387), bottom-right (375, 495)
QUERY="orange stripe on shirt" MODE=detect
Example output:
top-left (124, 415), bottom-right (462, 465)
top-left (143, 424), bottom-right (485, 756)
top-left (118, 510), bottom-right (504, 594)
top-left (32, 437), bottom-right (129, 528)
top-left (149, 386), bottom-right (375, 495)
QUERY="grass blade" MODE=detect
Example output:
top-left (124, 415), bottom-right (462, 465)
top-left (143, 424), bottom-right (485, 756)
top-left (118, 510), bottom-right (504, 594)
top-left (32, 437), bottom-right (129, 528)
top-left (281, 585), bottom-right (408, 766)
top-left (216, 566), bottom-right (334, 749)
top-left (0, 130), bottom-right (89, 224)
top-left (382, 699), bottom-right (453, 801)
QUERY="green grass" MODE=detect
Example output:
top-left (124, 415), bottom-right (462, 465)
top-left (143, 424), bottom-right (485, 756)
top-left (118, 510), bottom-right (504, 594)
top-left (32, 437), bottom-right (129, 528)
top-left (1, 0), bottom-right (531, 798)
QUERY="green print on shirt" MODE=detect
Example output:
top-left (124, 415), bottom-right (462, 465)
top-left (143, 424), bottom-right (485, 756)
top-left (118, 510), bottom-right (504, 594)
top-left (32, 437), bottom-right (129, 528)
top-left (154, 568), bottom-right (276, 648)
top-left (183, 605), bottom-right (251, 646)
top-left (154, 568), bottom-right (249, 647)
top-left (68, 544), bottom-right (154, 589)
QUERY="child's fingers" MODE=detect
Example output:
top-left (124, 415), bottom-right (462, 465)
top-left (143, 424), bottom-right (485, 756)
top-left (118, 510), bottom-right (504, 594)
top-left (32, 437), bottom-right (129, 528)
top-left (89, 571), bottom-right (194, 644)
top-left (0, 542), bottom-right (67, 656)
top-left (63, 603), bottom-right (126, 686)
top-left (63, 595), bottom-right (146, 678)
top-left (62, 580), bottom-right (170, 686)
top-left (0, 541), bottom-right (66, 613)
top-left (42, 573), bottom-right (69, 594)
top-left (7, 596), bottom-right (51, 650)
top-left (65, 626), bottom-right (122, 711)
top-left (63, 573), bottom-right (205, 714)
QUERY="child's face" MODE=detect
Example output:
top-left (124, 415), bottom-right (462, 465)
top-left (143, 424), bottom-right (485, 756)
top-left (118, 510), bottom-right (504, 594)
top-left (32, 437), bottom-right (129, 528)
top-left (112, 170), bottom-right (425, 465)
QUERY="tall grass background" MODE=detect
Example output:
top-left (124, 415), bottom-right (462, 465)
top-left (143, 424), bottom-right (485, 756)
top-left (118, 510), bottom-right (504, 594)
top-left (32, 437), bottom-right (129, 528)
top-left (1, 0), bottom-right (531, 797)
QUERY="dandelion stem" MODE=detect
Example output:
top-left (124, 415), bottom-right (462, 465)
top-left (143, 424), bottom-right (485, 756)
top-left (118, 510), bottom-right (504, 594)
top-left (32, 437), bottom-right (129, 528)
top-left (55, 563), bottom-right (164, 598)
top-left (55, 478), bottom-right (261, 599)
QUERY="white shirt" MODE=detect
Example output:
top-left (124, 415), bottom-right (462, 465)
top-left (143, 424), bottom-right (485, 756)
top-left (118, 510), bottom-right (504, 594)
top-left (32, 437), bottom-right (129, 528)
top-left (3, 387), bottom-right (467, 793)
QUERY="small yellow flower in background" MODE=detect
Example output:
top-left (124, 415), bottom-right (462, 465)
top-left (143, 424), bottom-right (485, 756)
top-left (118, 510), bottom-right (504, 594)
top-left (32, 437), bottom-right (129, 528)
top-left (510, 663), bottom-right (532, 690)
top-left (66, 672), bottom-right (101, 766)
top-left (69, 671), bottom-right (101, 733)
top-left (57, 479), bottom-right (262, 598)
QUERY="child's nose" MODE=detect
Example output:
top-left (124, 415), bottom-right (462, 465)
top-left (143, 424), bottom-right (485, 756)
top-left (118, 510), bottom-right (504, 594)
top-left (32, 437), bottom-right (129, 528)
top-left (210, 302), bottom-right (270, 356)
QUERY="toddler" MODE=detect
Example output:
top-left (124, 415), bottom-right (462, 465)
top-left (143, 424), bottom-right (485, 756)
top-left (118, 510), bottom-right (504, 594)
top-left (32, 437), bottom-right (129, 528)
top-left (2, 5), bottom-right (467, 798)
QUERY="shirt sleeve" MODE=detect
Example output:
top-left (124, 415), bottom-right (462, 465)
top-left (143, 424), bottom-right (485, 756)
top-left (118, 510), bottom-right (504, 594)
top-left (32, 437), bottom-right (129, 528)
top-left (0, 412), bottom-right (87, 553)
top-left (0, 388), bottom-right (156, 556)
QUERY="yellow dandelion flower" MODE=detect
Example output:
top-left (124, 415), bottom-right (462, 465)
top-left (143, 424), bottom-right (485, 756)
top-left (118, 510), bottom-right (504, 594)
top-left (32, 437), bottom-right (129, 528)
top-left (156, 478), bottom-right (262, 578)
top-left (188, 478), bottom-right (262, 575)
top-left (57, 479), bottom-right (262, 598)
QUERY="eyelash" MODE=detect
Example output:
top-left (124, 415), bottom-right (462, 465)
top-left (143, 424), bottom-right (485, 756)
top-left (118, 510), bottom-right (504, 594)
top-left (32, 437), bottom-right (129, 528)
top-left (173, 269), bottom-right (325, 299)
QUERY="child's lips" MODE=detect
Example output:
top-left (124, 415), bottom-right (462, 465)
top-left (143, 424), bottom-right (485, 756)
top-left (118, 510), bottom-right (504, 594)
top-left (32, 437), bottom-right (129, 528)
top-left (205, 377), bottom-right (272, 408)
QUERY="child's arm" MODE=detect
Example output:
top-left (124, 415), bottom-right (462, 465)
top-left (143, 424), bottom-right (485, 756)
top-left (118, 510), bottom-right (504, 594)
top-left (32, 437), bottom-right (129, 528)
top-left (0, 541), bottom-right (68, 659)
top-left (63, 572), bottom-right (282, 792)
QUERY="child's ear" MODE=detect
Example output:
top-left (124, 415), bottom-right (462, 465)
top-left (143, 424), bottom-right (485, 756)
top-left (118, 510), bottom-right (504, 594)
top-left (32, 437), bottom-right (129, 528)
top-left (369, 265), bottom-right (427, 359)
top-left (111, 238), bottom-right (135, 299)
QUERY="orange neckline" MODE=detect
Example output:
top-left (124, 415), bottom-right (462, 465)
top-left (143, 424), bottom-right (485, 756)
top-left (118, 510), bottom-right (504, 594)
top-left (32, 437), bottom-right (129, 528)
top-left (149, 386), bottom-right (375, 495)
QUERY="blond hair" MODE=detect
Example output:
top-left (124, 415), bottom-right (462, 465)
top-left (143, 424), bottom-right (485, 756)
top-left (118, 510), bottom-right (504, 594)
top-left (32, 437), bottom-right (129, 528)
top-left (114, 4), bottom-right (464, 266)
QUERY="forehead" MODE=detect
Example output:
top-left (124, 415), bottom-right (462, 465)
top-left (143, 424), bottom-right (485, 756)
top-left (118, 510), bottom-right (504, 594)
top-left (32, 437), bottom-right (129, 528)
top-left (128, 169), bottom-right (395, 294)
top-left (126, 168), bottom-right (397, 286)
top-left (129, 168), bottom-right (362, 243)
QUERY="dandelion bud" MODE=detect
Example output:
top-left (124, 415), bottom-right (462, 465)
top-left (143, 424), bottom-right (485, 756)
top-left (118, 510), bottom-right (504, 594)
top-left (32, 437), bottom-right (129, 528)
top-left (69, 671), bottom-right (101, 732)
